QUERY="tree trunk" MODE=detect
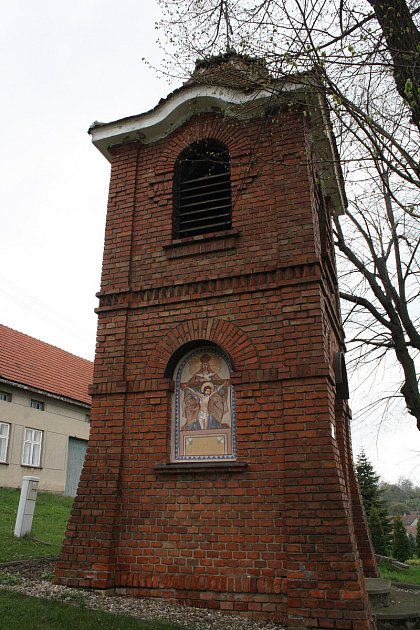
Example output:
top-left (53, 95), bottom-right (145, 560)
top-left (368, 0), bottom-right (420, 131)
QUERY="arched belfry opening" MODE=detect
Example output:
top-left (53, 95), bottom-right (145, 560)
top-left (55, 54), bottom-right (377, 629)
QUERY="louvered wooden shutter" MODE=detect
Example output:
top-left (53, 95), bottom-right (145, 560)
top-left (174, 140), bottom-right (231, 239)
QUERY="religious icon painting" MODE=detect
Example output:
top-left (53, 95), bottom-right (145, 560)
top-left (172, 347), bottom-right (236, 461)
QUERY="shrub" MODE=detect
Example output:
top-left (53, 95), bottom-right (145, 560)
top-left (392, 516), bottom-right (411, 563)
top-left (406, 558), bottom-right (420, 567)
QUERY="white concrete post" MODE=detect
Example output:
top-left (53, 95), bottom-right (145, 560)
top-left (14, 476), bottom-right (40, 537)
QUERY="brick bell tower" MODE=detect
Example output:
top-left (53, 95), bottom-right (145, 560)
top-left (55, 55), bottom-right (378, 629)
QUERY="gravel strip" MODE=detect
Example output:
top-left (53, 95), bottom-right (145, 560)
top-left (0, 560), bottom-right (285, 630)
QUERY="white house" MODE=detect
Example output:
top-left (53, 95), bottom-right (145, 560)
top-left (0, 324), bottom-right (93, 495)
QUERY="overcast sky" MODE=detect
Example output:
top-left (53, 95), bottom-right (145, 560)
top-left (1, 0), bottom-right (418, 485)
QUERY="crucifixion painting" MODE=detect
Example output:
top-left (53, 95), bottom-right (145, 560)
top-left (174, 348), bottom-right (235, 460)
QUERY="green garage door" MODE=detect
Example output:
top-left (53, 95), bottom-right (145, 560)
top-left (65, 437), bottom-right (87, 496)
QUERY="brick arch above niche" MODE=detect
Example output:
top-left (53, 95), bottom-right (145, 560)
top-left (147, 317), bottom-right (259, 378)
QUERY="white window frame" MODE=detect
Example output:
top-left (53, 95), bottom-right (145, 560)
top-left (0, 422), bottom-right (10, 463)
top-left (22, 427), bottom-right (43, 467)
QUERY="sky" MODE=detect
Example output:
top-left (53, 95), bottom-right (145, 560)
top-left (1, 0), bottom-right (418, 486)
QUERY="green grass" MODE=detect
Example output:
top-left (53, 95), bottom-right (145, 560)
top-left (379, 559), bottom-right (420, 585)
top-left (0, 590), bottom-right (185, 629)
top-left (0, 487), bottom-right (73, 562)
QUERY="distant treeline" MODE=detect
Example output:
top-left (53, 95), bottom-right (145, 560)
top-left (380, 478), bottom-right (420, 516)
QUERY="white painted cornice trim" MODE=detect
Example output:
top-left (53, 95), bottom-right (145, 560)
top-left (89, 83), bottom-right (290, 161)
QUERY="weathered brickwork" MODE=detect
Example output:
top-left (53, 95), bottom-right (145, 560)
top-left (55, 104), bottom-right (377, 628)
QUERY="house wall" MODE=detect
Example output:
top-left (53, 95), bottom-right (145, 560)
top-left (56, 108), bottom-right (376, 628)
top-left (0, 385), bottom-right (90, 493)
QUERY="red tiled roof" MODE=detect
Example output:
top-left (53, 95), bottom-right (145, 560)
top-left (0, 324), bottom-right (93, 406)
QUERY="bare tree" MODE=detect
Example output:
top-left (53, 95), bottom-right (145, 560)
top-left (156, 0), bottom-right (420, 429)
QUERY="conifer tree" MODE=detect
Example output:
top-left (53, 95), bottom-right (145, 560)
top-left (356, 451), bottom-right (391, 552)
top-left (409, 534), bottom-right (416, 557)
top-left (392, 516), bottom-right (411, 562)
top-left (356, 451), bottom-right (381, 514)
top-left (368, 508), bottom-right (388, 556)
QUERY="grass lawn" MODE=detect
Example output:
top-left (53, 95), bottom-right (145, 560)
top-left (0, 487), bottom-right (73, 562)
top-left (0, 590), bottom-right (185, 629)
top-left (379, 560), bottom-right (420, 585)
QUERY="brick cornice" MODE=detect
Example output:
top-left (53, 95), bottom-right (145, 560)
top-left (95, 260), bottom-right (321, 313)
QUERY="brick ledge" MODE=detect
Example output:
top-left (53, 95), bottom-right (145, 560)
top-left (163, 230), bottom-right (240, 258)
top-left (154, 461), bottom-right (248, 474)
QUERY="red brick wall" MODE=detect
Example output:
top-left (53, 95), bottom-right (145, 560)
top-left (55, 109), bottom-right (376, 628)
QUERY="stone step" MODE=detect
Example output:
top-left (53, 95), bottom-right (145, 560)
top-left (366, 581), bottom-right (420, 630)
top-left (366, 578), bottom-right (392, 608)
